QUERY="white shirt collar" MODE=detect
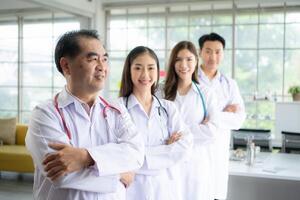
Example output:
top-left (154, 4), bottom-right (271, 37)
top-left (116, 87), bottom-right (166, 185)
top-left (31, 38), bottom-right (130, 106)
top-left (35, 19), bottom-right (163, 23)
top-left (125, 94), bottom-right (161, 111)
top-left (198, 66), bottom-right (222, 84)
top-left (56, 86), bottom-right (102, 110)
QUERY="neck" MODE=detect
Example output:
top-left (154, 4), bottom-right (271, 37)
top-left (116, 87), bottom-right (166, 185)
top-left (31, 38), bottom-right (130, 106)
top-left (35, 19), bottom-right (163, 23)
top-left (201, 64), bottom-right (217, 80)
top-left (133, 89), bottom-right (152, 115)
top-left (178, 79), bottom-right (192, 95)
top-left (67, 85), bottom-right (98, 107)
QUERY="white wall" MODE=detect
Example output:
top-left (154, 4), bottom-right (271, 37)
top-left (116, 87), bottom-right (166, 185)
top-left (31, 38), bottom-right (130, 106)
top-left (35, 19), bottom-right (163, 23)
top-left (275, 102), bottom-right (300, 144)
top-left (22, 0), bottom-right (106, 44)
top-left (26, 0), bottom-right (96, 17)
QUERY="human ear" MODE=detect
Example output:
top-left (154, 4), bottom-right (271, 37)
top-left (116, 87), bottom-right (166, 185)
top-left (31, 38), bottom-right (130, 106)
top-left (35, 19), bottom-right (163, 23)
top-left (60, 57), bottom-right (71, 76)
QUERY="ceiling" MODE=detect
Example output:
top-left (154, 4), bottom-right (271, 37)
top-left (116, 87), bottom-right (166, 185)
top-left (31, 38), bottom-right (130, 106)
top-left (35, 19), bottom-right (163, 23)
top-left (0, 0), bottom-right (39, 10)
top-left (0, 0), bottom-right (298, 13)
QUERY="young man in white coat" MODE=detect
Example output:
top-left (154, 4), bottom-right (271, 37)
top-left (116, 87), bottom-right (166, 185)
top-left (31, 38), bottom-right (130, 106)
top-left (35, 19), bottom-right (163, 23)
top-left (25, 30), bottom-right (144, 200)
top-left (198, 32), bottom-right (246, 200)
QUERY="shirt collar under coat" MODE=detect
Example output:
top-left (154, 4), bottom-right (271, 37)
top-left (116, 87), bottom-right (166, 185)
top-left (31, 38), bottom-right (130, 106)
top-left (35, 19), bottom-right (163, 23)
top-left (198, 66), bottom-right (222, 85)
top-left (55, 86), bottom-right (103, 110)
top-left (125, 93), bottom-right (161, 112)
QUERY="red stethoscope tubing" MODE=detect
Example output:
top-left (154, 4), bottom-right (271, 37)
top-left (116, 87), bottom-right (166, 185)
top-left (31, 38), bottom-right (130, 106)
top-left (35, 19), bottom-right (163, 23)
top-left (54, 93), bottom-right (121, 140)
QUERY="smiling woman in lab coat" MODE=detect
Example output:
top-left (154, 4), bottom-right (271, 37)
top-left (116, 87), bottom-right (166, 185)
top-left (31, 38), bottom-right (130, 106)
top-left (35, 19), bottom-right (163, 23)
top-left (163, 41), bottom-right (219, 200)
top-left (119, 46), bottom-right (193, 200)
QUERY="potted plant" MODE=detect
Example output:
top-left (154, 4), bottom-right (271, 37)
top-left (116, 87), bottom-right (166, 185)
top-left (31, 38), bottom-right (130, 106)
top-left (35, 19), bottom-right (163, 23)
top-left (288, 85), bottom-right (300, 101)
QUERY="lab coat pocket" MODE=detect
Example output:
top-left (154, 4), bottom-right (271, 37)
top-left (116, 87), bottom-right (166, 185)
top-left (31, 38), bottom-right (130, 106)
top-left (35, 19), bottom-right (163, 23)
top-left (105, 116), bottom-right (120, 143)
top-left (157, 114), bottom-right (169, 144)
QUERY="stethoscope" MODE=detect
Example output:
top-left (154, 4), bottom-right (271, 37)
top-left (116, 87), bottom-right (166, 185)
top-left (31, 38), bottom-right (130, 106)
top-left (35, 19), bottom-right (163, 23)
top-left (54, 93), bottom-right (121, 141)
top-left (125, 94), bottom-right (169, 143)
top-left (198, 68), bottom-right (231, 92)
top-left (125, 94), bottom-right (168, 117)
top-left (192, 81), bottom-right (208, 121)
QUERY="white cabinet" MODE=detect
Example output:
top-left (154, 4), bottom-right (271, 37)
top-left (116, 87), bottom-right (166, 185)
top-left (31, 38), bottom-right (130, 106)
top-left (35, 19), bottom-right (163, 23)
top-left (275, 102), bottom-right (300, 145)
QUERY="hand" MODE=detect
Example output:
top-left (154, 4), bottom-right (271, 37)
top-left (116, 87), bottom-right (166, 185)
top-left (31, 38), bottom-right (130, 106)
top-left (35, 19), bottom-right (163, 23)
top-left (166, 132), bottom-right (182, 145)
top-left (223, 104), bottom-right (239, 113)
top-left (120, 172), bottom-right (135, 188)
top-left (201, 116), bottom-right (209, 124)
top-left (43, 143), bottom-right (94, 181)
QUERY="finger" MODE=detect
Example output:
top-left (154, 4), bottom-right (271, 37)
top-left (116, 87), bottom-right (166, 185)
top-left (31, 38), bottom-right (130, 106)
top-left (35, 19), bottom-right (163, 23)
top-left (169, 135), bottom-right (177, 141)
top-left (44, 159), bottom-right (65, 172)
top-left (202, 118), bottom-right (209, 124)
top-left (120, 179), bottom-right (128, 188)
top-left (48, 143), bottom-right (68, 150)
top-left (166, 139), bottom-right (172, 145)
top-left (174, 136), bottom-right (181, 142)
top-left (175, 135), bottom-right (182, 140)
top-left (173, 133), bottom-right (182, 139)
top-left (170, 133), bottom-right (181, 139)
top-left (171, 136), bottom-right (180, 142)
top-left (172, 133), bottom-right (181, 138)
top-left (170, 132), bottom-right (179, 136)
top-left (43, 153), bottom-right (59, 165)
top-left (168, 137), bottom-right (178, 144)
top-left (50, 170), bottom-right (66, 181)
top-left (46, 165), bottom-right (66, 179)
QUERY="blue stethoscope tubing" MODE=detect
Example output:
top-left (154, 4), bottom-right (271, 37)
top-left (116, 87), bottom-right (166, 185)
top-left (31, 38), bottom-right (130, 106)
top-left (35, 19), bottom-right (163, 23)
top-left (193, 81), bottom-right (208, 121)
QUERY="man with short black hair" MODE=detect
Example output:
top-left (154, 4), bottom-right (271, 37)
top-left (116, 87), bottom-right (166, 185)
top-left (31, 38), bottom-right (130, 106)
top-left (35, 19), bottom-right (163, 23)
top-left (26, 29), bottom-right (144, 200)
top-left (198, 32), bottom-right (246, 200)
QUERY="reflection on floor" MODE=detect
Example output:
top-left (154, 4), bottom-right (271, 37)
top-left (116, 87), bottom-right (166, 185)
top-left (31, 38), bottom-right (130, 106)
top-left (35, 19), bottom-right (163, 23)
top-left (0, 172), bottom-right (33, 200)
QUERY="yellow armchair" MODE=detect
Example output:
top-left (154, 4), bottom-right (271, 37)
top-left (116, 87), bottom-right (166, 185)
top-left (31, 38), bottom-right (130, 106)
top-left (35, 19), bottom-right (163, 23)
top-left (0, 124), bottom-right (34, 173)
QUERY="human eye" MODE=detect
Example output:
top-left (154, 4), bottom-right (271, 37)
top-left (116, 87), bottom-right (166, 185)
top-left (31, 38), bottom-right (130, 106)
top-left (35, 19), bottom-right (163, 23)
top-left (148, 65), bottom-right (155, 70)
top-left (87, 55), bottom-right (98, 62)
top-left (175, 58), bottom-right (181, 62)
top-left (102, 56), bottom-right (109, 63)
top-left (133, 65), bottom-right (141, 70)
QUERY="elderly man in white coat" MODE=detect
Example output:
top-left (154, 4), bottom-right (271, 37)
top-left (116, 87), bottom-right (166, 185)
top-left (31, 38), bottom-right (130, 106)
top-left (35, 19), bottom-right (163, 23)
top-left (198, 32), bottom-right (246, 200)
top-left (25, 30), bottom-right (144, 200)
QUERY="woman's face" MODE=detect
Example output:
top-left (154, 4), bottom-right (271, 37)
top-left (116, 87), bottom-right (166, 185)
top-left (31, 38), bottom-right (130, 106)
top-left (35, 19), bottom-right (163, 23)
top-left (130, 53), bottom-right (158, 94)
top-left (174, 48), bottom-right (197, 82)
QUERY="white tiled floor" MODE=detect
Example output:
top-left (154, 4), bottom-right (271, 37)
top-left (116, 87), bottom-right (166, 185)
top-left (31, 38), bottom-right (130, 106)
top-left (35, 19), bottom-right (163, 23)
top-left (0, 172), bottom-right (33, 200)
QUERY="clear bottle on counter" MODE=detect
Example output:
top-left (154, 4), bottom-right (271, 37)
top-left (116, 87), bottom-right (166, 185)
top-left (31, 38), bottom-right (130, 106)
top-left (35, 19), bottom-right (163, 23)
top-left (246, 138), bottom-right (255, 166)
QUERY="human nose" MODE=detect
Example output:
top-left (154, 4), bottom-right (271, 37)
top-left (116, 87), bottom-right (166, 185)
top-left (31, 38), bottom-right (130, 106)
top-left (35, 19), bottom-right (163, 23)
top-left (97, 58), bottom-right (108, 71)
top-left (209, 52), bottom-right (216, 60)
top-left (182, 59), bottom-right (188, 67)
top-left (179, 59), bottom-right (188, 69)
top-left (141, 68), bottom-right (149, 77)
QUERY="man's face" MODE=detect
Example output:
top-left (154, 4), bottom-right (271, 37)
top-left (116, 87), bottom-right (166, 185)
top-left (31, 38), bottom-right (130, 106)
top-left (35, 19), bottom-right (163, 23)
top-left (199, 40), bottom-right (224, 72)
top-left (65, 37), bottom-right (109, 94)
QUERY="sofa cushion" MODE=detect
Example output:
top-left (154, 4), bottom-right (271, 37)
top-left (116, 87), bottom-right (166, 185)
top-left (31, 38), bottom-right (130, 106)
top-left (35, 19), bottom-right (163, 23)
top-left (0, 117), bottom-right (17, 145)
top-left (0, 145), bottom-right (34, 173)
top-left (16, 124), bottom-right (28, 145)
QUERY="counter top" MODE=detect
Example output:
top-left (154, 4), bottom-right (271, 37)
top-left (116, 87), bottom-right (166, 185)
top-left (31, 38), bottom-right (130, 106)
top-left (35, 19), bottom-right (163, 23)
top-left (229, 152), bottom-right (300, 181)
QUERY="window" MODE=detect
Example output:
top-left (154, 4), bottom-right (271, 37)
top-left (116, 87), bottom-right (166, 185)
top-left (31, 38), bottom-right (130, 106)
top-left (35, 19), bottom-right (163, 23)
top-left (0, 18), bottom-right (18, 120)
top-left (0, 12), bottom-right (80, 123)
top-left (106, 3), bottom-right (300, 132)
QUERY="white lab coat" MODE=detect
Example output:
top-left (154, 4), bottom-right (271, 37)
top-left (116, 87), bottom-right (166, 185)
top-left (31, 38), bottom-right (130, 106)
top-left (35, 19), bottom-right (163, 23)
top-left (198, 69), bottom-right (246, 199)
top-left (172, 82), bottom-right (219, 200)
top-left (25, 87), bottom-right (144, 200)
top-left (119, 94), bottom-right (193, 200)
